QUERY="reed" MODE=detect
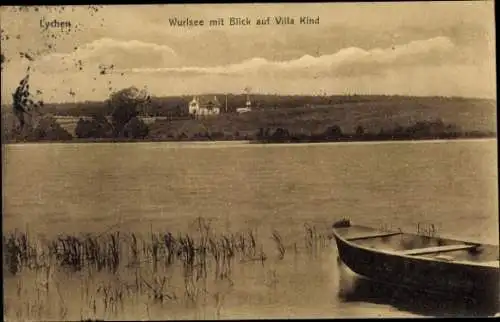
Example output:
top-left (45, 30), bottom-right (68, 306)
top-left (3, 218), bottom-right (332, 320)
top-left (271, 230), bottom-right (286, 260)
top-left (416, 223), bottom-right (438, 238)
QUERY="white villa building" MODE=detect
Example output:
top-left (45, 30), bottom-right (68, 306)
top-left (188, 96), bottom-right (222, 117)
top-left (188, 92), bottom-right (253, 116)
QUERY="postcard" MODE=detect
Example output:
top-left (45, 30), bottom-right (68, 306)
top-left (1, 3), bottom-right (498, 320)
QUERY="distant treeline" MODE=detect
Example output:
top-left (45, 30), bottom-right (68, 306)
top-left (2, 115), bottom-right (74, 143)
top-left (3, 87), bottom-right (151, 143)
top-left (4, 116), bottom-right (494, 144)
top-left (253, 119), bottom-right (496, 144)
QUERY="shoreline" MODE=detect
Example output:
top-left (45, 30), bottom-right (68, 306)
top-left (2, 136), bottom-right (496, 146)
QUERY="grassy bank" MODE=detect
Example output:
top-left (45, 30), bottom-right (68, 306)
top-left (2, 95), bottom-right (496, 144)
top-left (2, 116), bottom-right (496, 145)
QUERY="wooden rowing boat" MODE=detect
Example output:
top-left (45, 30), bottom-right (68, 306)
top-left (331, 219), bottom-right (499, 300)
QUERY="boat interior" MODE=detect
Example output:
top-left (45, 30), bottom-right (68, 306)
top-left (333, 223), bottom-right (500, 267)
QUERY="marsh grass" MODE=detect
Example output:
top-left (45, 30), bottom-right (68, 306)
top-left (3, 217), bottom-right (331, 321)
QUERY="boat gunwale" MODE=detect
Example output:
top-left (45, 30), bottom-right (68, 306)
top-left (332, 225), bottom-right (500, 269)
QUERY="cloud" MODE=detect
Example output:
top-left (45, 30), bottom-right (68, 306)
top-left (33, 38), bottom-right (180, 73)
top-left (2, 35), bottom-right (492, 104)
top-left (117, 36), bottom-right (455, 77)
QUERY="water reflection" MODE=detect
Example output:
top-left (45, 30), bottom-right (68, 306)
top-left (337, 264), bottom-right (499, 317)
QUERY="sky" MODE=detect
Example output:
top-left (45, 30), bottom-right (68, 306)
top-left (0, 2), bottom-right (496, 103)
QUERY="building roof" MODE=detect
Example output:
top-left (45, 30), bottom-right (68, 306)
top-left (190, 96), bottom-right (221, 108)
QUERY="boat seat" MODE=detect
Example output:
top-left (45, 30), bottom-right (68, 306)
top-left (435, 255), bottom-right (454, 262)
top-left (346, 231), bottom-right (402, 241)
top-left (400, 244), bottom-right (478, 256)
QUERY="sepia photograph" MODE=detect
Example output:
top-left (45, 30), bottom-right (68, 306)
top-left (1, 2), bottom-right (498, 320)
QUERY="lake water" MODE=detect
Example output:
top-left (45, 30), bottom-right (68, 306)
top-left (3, 139), bottom-right (499, 319)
